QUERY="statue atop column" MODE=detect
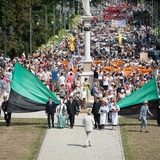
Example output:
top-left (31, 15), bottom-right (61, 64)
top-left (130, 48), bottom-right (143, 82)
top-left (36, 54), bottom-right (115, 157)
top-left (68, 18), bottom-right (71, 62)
top-left (82, 0), bottom-right (91, 16)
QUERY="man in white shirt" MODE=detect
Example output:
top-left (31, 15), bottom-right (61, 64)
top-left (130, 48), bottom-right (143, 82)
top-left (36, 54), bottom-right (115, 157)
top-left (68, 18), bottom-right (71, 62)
top-left (59, 72), bottom-right (66, 86)
top-left (82, 109), bottom-right (95, 147)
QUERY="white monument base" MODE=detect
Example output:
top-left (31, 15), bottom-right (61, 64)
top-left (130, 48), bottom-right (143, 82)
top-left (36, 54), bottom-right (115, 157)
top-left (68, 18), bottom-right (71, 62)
top-left (80, 71), bottom-right (94, 103)
top-left (83, 60), bottom-right (92, 72)
top-left (80, 71), bottom-right (94, 87)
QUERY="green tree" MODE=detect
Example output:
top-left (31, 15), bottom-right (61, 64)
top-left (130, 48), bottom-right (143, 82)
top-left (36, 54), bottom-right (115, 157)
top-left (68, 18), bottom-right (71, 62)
top-left (0, 0), bottom-right (79, 58)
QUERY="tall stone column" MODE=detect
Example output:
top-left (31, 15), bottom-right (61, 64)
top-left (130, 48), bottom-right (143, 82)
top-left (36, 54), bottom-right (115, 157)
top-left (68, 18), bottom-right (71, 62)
top-left (80, 15), bottom-right (94, 96)
top-left (79, 15), bottom-right (94, 104)
top-left (82, 16), bottom-right (93, 72)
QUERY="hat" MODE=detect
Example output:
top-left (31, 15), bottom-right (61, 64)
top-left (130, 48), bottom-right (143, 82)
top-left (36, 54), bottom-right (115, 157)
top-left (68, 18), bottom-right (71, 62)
top-left (87, 109), bottom-right (92, 115)
top-left (121, 89), bottom-right (125, 93)
top-left (143, 101), bottom-right (148, 104)
top-left (102, 98), bottom-right (108, 104)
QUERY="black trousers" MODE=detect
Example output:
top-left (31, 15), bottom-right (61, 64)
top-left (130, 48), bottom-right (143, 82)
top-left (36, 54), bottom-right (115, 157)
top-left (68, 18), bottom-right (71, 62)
top-left (4, 112), bottom-right (12, 127)
top-left (157, 120), bottom-right (160, 126)
top-left (100, 124), bottom-right (105, 129)
top-left (69, 114), bottom-right (75, 128)
top-left (47, 112), bottom-right (54, 128)
top-left (94, 114), bottom-right (100, 128)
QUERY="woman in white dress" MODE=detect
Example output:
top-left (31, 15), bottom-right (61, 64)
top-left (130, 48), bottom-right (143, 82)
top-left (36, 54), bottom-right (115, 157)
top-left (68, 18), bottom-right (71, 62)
top-left (99, 100), bottom-right (109, 130)
top-left (117, 89), bottom-right (126, 101)
top-left (109, 97), bottom-right (120, 130)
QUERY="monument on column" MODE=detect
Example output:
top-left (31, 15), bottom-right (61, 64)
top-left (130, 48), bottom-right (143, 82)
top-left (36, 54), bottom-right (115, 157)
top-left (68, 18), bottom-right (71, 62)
top-left (82, 0), bottom-right (93, 72)
top-left (81, 0), bottom-right (93, 81)
top-left (80, 0), bottom-right (94, 103)
top-left (82, 0), bottom-right (91, 16)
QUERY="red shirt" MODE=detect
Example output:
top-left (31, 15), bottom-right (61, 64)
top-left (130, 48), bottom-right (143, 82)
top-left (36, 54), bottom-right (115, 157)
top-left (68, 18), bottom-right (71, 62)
top-left (67, 75), bottom-right (74, 85)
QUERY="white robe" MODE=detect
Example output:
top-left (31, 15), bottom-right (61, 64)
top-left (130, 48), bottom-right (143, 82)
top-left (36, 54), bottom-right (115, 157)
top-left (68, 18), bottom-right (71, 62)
top-left (110, 103), bottom-right (120, 126)
top-left (99, 106), bottom-right (109, 125)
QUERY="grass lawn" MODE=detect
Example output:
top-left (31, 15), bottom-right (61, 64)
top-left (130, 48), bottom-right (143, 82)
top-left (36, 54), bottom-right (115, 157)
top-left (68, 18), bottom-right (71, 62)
top-left (0, 118), bottom-right (47, 160)
top-left (119, 117), bottom-right (160, 160)
top-left (1, 116), bottom-right (160, 160)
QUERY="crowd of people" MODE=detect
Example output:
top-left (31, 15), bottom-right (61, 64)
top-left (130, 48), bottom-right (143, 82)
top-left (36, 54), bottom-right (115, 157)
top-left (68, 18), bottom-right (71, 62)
top-left (0, 0), bottom-right (160, 130)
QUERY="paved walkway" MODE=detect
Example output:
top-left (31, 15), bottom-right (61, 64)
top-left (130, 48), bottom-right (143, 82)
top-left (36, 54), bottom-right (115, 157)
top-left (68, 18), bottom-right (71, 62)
top-left (0, 96), bottom-right (125, 160)
top-left (37, 114), bottom-right (125, 160)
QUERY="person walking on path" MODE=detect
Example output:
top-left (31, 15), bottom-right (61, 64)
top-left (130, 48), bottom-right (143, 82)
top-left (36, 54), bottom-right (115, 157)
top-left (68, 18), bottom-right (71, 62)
top-left (139, 101), bottom-right (153, 133)
top-left (45, 97), bottom-right (57, 129)
top-left (0, 95), bottom-right (12, 127)
top-left (56, 99), bottom-right (67, 128)
top-left (66, 96), bottom-right (80, 129)
top-left (82, 109), bottom-right (95, 148)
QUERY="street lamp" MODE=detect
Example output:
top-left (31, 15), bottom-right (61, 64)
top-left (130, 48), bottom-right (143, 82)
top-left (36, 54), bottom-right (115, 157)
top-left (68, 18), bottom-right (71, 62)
top-left (51, 19), bottom-right (55, 35)
top-left (67, 10), bottom-right (71, 30)
top-left (72, 0), bottom-right (75, 14)
top-left (62, 12), bottom-right (68, 29)
top-left (59, 17), bottom-right (62, 30)
top-left (45, 5), bottom-right (56, 37)
top-left (0, 26), bottom-right (13, 58)
top-left (144, 0), bottom-right (158, 30)
top-left (29, 7), bottom-right (40, 56)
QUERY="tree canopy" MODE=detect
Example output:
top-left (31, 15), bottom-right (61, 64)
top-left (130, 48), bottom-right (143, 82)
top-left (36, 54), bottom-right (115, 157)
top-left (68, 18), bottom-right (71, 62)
top-left (0, 0), bottom-right (81, 58)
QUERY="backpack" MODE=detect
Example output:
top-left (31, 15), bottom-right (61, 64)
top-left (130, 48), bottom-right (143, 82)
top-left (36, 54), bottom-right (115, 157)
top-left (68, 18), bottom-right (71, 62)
top-left (90, 87), bottom-right (94, 96)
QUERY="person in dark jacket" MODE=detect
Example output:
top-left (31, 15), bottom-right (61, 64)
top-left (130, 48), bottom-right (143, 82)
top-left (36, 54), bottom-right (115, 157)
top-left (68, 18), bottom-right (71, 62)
top-left (66, 96), bottom-right (80, 129)
top-left (157, 101), bottom-right (160, 126)
top-left (92, 97), bottom-right (101, 129)
top-left (93, 67), bottom-right (98, 82)
top-left (45, 97), bottom-right (57, 129)
top-left (1, 96), bottom-right (11, 127)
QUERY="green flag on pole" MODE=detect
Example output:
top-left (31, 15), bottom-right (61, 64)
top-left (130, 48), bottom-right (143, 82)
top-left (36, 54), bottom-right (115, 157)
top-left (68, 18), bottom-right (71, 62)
top-left (117, 76), bottom-right (159, 108)
top-left (8, 62), bottom-right (59, 113)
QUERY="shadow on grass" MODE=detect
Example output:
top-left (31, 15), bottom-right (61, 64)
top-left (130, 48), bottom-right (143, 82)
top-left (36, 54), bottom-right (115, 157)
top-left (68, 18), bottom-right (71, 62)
top-left (119, 123), bottom-right (158, 127)
top-left (35, 125), bottom-right (47, 129)
top-left (0, 122), bottom-right (6, 127)
top-left (119, 123), bottom-right (140, 126)
top-left (0, 121), bottom-right (47, 129)
top-left (148, 123), bottom-right (159, 127)
top-left (12, 122), bottom-right (46, 126)
top-left (127, 129), bottom-right (141, 132)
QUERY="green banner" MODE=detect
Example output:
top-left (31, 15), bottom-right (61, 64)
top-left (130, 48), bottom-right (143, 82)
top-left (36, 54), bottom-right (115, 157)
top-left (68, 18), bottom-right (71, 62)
top-left (117, 76), bottom-right (159, 108)
top-left (11, 62), bottom-right (59, 104)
